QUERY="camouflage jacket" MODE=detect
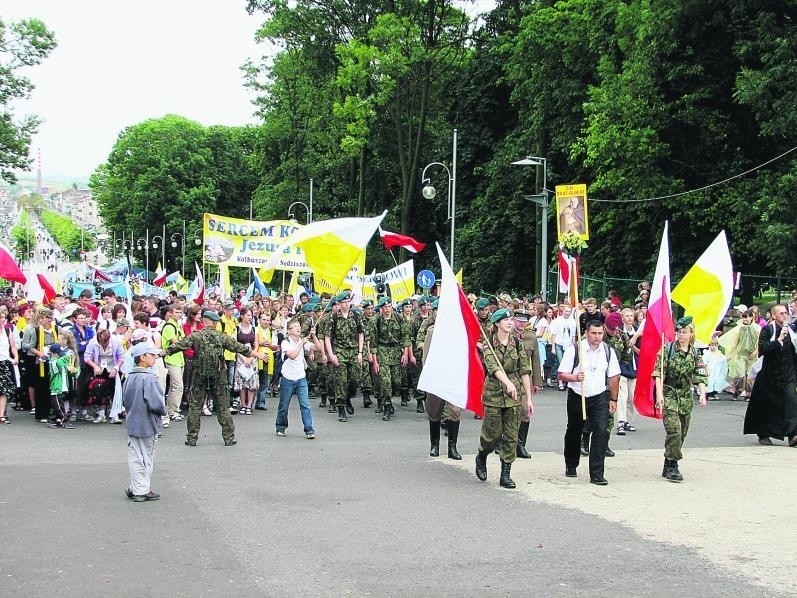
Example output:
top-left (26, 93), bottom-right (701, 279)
top-left (327, 310), bottom-right (363, 353)
top-left (653, 343), bottom-right (707, 412)
top-left (482, 334), bottom-right (532, 408)
top-left (416, 313), bottom-right (436, 348)
top-left (516, 328), bottom-right (543, 388)
top-left (165, 328), bottom-right (252, 378)
top-left (370, 315), bottom-right (410, 365)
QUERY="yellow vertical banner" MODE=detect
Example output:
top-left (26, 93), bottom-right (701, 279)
top-left (555, 184), bottom-right (589, 242)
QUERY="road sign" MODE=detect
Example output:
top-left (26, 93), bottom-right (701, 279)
top-left (417, 270), bottom-right (435, 289)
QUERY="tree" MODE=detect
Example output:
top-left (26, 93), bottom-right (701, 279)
top-left (0, 17), bottom-right (56, 183)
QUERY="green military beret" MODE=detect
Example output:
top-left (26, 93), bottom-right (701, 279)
top-left (376, 296), bottom-right (392, 308)
top-left (475, 298), bottom-right (489, 310)
top-left (489, 308), bottom-right (511, 324)
top-left (202, 310), bottom-right (221, 322)
top-left (398, 298), bottom-right (412, 308)
top-left (352, 307), bottom-right (363, 316)
top-left (418, 297), bottom-right (430, 306)
top-left (301, 303), bottom-right (314, 313)
top-left (314, 302), bottom-right (325, 312)
top-left (676, 316), bottom-right (693, 330)
top-left (361, 300), bottom-right (373, 308)
top-left (431, 299), bottom-right (439, 310)
top-left (334, 290), bottom-right (352, 303)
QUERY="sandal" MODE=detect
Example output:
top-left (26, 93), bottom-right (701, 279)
top-left (0, 416), bottom-right (10, 424)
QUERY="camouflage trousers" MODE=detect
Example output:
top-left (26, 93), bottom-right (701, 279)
top-left (375, 362), bottom-right (401, 402)
top-left (330, 355), bottom-right (359, 407)
top-left (359, 360), bottom-right (372, 393)
top-left (663, 408), bottom-right (691, 461)
top-left (186, 374), bottom-right (236, 444)
top-left (401, 350), bottom-right (422, 393)
top-left (479, 405), bottom-right (520, 464)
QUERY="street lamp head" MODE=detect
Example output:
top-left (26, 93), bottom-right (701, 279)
top-left (511, 156), bottom-right (544, 166)
top-left (171, 241), bottom-right (178, 248)
top-left (194, 237), bottom-right (202, 246)
top-left (421, 185), bottom-right (436, 200)
top-left (152, 242), bottom-right (158, 249)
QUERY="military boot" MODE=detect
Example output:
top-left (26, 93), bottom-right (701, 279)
top-left (447, 420), bottom-right (462, 460)
top-left (441, 420), bottom-right (448, 437)
top-left (416, 398), bottom-right (425, 413)
top-left (666, 460), bottom-right (683, 482)
top-left (516, 421), bottom-right (532, 459)
top-left (319, 395), bottom-right (327, 408)
top-left (429, 420), bottom-right (440, 457)
top-left (400, 389), bottom-right (409, 407)
top-left (328, 400), bottom-right (336, 413)
top-left (362, 390), bottom-right (373, 408)
top-left (499, 461), bottom-right (516, 489)
top-left (662, 458), bottom-right (671, 478)
top-left (375, 397), bottom-right (384, 414)
top-left (580, 431), bottom-right (591, 456)
top-left (382, 399), bottom-right (394, 421)
top-left (337, 405), bottom-right (348, 422)
top-left (475, 450), bottom-right (488, 481)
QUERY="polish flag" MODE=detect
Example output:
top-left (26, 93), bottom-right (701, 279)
top-left (633, 222), bottom-right (674, 419)
top-left (558, 249), bottom-right (578, 295)
top-left (37, 272), bottom-right (57, 304)
top-left (0, 242), bottom-right (26, 284)
top-left (379, 227), bottom-right (425, 254)
top-left (418, 243), bottom-right (485, 416)
top-left (152, 262), bottom-right (167, 287)
top-left (187, 262), bottom-right (205, 305)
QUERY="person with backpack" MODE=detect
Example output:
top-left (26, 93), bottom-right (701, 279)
top-left (322, 291), bottom-right (364, 423)
top-left (557, 319), bottom-right (621, 486)
top-left (370, 297), bottom-right (411, 422)
top-left (474, 308), bottom-right (534, 489)
top-left (653, 317), bottom-right (707, 482)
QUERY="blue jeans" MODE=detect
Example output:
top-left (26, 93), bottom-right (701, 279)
top-left (256, 369), bottom-right (271, 408)
top-left (275, 377), bottom-right (314, 434)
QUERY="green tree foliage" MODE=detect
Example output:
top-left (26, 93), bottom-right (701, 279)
top-left (39, 209), bottom-right (95, 257)
top-left (90, 115), bottom-right (258, 272)
top-left (10, 208), bottom-right (35, 258)
top-left (0, 17), bottom-right (57, 183)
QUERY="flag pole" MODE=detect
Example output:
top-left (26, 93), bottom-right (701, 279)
top-left (573, 270), bottom-right (586, 421)
top-left (656, 330), bottom-right (664, 417)
top-left (478, 325), bottom-right (511, 382)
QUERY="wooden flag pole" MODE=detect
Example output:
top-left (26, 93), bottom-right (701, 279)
top-left (656, 330), bottom-right (664, 417)
top-left (571, 257), bottom-right (587, 421)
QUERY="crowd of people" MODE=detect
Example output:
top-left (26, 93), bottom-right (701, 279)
top-left (1, 279), bottom-right (795, 495)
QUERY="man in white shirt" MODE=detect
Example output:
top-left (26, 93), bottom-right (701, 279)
top-left (557, 320), bottom-right (620, 485)
top-left (549, 305), bottom-right (577, 391)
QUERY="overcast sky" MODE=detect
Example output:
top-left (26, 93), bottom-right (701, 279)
top-left (5, 0), bottom-right (266, 179)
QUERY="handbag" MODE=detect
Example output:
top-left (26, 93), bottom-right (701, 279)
top-left (619, 361), bottom-right (637, 379)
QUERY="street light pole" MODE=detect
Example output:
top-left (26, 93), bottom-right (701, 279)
top-left (421, 128), bottom-right (458, 268)
top-left (309, 178), bottom-right (314, 223)
top-left (512, 155), bottom-right (549, 299)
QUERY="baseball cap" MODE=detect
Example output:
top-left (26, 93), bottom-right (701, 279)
top-left (130, 342), bottom-right (161, 358)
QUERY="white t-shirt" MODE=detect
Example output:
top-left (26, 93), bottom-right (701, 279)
top-left (280, 337), bottom-right (314, 381)
top-left (550, 316), bottom-right (576, 349)
top-left (558, 339), bottom-right (621, 397)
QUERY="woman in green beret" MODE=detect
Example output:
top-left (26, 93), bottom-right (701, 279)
top-left (474, 308), bottom-right (534, 489)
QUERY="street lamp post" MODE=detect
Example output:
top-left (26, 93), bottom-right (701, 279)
top-left (288, 201), bottom-right (311, 224)
top-left (136, 229), bottom-right (149, 282)
top-left (170, 231), bottom-right (185, 274)
top-left (512, 155), bottom-right (548, 299)
top-left (151, 234), bottom-right (165, 270)
top-left (421, 128), bottom-right (458, 268)
top-left (309, 178), bottom-right (313, 223)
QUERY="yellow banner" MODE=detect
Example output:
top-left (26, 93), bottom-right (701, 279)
top-left (555, 184), bottom-right (589, 242)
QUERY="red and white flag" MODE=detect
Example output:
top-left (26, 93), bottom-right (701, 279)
top-left (417, 243), bottom-right (485, 416)
top-left (558, 249), bottom-right (578, 295)
top-left (0, 242), bottom-right (26, 285)
top-left (378, 227), bottom-right (425, 254)
top-left (633, 222), bottom-right (675, 419)
top-left (152, 262), bottom-right (167, 287)
top-left (37, 271), bottom-right (57, 304)
top-left (187, 262), bottom-right (205, 305)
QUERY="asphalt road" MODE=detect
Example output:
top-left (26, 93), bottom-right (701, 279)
top-left (0, 389), bottom-right (785, 597)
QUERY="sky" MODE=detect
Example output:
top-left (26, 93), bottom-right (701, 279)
top-left (5, 0), bottom-right (268, 179)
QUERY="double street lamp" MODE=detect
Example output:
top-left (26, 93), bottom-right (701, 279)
top-left (512, 155), bottom-right (549, 299)
top-left (421, 128), bottom-right (458, 269)
top-left (288, 201), bottom-right (311, 224)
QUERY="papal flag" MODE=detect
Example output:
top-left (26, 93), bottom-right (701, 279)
top-left (671, 231), bottom-right (734, 345)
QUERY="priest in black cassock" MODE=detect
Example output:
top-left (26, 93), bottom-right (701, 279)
top-left (744, 304), bottom-right (797, 446)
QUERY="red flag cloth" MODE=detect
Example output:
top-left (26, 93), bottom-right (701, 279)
top-left (0, 243), bottom-right (26, 284)
top-left (558, 249), bottom-right (579, 295)
top-left (188, 262), bottom-right (204, 305)
top-left (417, 244), bottom-right (485, 416)
top-left (92, 266), bottom-right (112, 283)
top-left (37, 273), bottom-right (57, 304)
top-left (633, 222), bottom-right (674, 419)
top-left (379, 227), bottom-right (425, 254)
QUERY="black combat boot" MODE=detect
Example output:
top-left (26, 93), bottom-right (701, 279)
top-left (429, 420), bottom-right (440, 457)
top-left (662, 458), bottom-right (670, 478)
top-left (362, 390), bottom-right (373, 408)
top-left (499, 461), bottom-right (516, 489)
top-left (345, 397), bottom-right (355, 415)
top-left (382, 399), bottom-right (394, 421)
top-left (319, 395), bottom-right (327, 408)
top-left (400, 389), bottom-right (409, 407)
top-left (447, 421), bottom-right (462, 460)
top-left (441, 420), bottom-right (448, 437)
top-left (328, 400), bottom-right (336, 413)
top-left (338, 405), bottom-right (348, 422)
top-left (475, 450), bottom-right (488, 481)
top-left (516, 421), bottom-right (531, 459)
top-left (666, 460), bottom-right (683, 482)
top-left (375, 398), bottom-right (384, 414)
top-left (416, 398), bottom-right (425, 413)
top-left (580, 431), bottom-right (591, 456)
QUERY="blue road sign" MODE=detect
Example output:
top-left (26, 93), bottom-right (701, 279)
top-left (417, 269), bottom-right (436, 289)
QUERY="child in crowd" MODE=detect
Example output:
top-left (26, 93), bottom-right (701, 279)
top-left (48, 343), bottom-right (74, 429)
top-left (702, 338), bottom-right (728, 399)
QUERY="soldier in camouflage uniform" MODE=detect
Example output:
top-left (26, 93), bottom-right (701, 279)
top-left (397, 300), bottom-right (417, 408)
top-left (653, 317), bottom-right (707, 482)
top-left (475, 309), bottom-right (533, 489)
top-left (359, 300), bottom-right (375, 408)
top-left (164, 310), bottom-right (266, 446)
top-left (512, 309), bottom-right (543, 459)
top-left (299, 303), bottom-right (319, 399)
top-left (410, 298), bottom-right (433, 412)
top-left (315, 302), bottom-right (335, 411)
top-left (322, 291), bottom-right (364, 422)
top-left (370, 296), bottom-right (412, 421)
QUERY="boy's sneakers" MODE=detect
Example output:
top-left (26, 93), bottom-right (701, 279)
top-left (93, 412), bottom-right (106, 424)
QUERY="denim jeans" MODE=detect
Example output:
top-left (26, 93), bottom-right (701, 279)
top-left (256, 369), bottom-right (271, 409)
top-left (275, 377), bottom-right (314, 434)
